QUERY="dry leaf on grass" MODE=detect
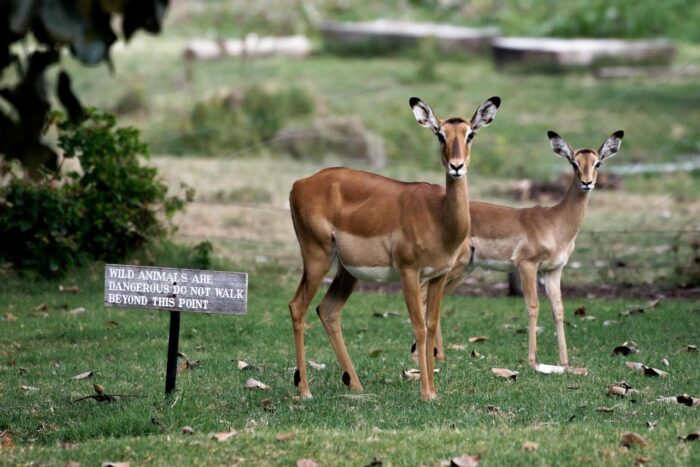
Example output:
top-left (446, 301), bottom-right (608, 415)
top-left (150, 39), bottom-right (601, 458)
top-left (19, 385), bottom-right (39, 392)
top-left (5, 309), bottom-right (17, 321)
top-left (101, 462), bottom-right (129, 467)
top-left (237, 360), bottom-right (258, 371)
top-left (34, 303), bottom-right (48, 312)
top-left (470, 350), bottom-right (481, 358)
top-left (620, 431), bottom-right (647, 448)
top-left (596, 406), bottom-right (615, 413)
top-left (603, 320), bottom-right (618, 326)
top-left (448, 343), bottom-right (466, 351)
top-left (105, 320), bottom-right (119, 328)
top-left (308, 360), bottom-right (325, 370)
top-left (296, 460), bottom-right (318, 467)
top-left (620, 306), bottom-right (644, 317)
top-left (680, 344), bottom-right (698, 353)
top-left (522, 441), bottom-right (539, 452)
top-left (69, 307), bottom-right (86, 315)
top-left (626, 362), bottom-right (668, 377)
top-left (678, 430), bottom-right (700, 442)
top-left (276, 432), bottom-right (296, 442)
top-left (647, 420), bottom-right (658, 431)
top-left (93, 383), bottom-right (104, 395)
top-left (72, 371), bottom-right (94, 380)
top-left (373, 311), bottom-right (399, 318)
top-left (59, 285), bottom-right (81, 293)
top-left (608, 381), bottom-right (637, 397)
top-left (662, 357), bottom-right (670, 367)
top-left (449, 454), bottom-right (480, 467)
top-left (401, 368), bottom-right (439, 380)
top-left (647, 298), bottom-right (661, 308)
top-left (212, 430), bottom-right (237, 442)
top-left (492, 368), bottom-right (519, 380)
top-left (244, 378), bottom-right (270, 390)
top-left (613, 341), bottom-right (639, 355)
top-left (468, 336), bottom-right (488, 343)
top-left (181, 426), bottom-right (195, 435)
top-left (0, 431), bottom-right (14, 450)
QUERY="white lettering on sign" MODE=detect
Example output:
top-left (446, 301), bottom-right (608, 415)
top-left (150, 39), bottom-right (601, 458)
top-left (104, 264), bottom-right (247, 315)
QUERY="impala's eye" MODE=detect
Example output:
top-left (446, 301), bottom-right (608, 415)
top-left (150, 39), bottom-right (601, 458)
top-left (437, 132), bottom-right (446, 144)
top-left (594, 161), bottom-right (601, 169)
top-left (467, 132), bottom-right (475, 143)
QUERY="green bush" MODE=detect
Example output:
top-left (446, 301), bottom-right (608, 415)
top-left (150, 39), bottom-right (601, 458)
top-left (0, 109), bottom-right (192, 277)
top-left (163, 85), bottom-right (314, 156)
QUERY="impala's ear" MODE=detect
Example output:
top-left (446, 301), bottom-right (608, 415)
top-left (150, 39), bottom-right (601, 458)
top-left (598, 130), bottom-right (624, 161)
top-left (470, 96), bottom-right (500, 131)
top-left (409, 97), bottom-right (440, 134)
top-left (547, 130), bottom-right (574, 162)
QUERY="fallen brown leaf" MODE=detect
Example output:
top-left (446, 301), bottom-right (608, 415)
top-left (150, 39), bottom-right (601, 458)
top-left (608, 381), bottom-right (637, 397)
top-left (680, 344), bottom-right (698, 353)
top-left (492, 368), bottom-right (519, 380)
top-left (596, 406), bottom-right (615, 413)
top-left (308, 360), bottom-right (325, 370)
top-left (647, 298), bottom-right (661, 309)
top-left (626, 362), bottom-right (668, 377)
top-left (486, 405), bottom-right (500, 414)
top-left (244, 378), bottom-right (270, 390)
top-left (69, 307), bottom-right (86, 315)
top-left (621, 431), bottom-right (647, 448)
top-left (603, 320), bottom-right (618, 326)
top-left (93, 383), bottom-right (104, 395)
top-left (470, 350), bottom-right (481, 358)
top-left (662, 357), bottom-right (670, 367)
top-left (101, 463), bottom-right (129, 467)
top-left (613, 341), bottom-right (639, 355)
top-left (567, 367), bottom-right (589, 376)
top-left (620, 306), bottom-right (644, 317)
top-left (522, 441), bottom-right (539, 452)
top-left (0, 431), bottom-right (14, 450)
top-left (34, 303), bottom-right (49, 312)
top-left (59, 285), bottom-right (81, 293)
top-left (296, 460), bottom-right (318, 467)
top-left (181, 426), bottom-right (195, 435)
top-left (5, 309), bottom-right (17, 321)
top-left (19, 385), bottom-right (39, 392)
top-left (448, 343), bottom-right (466, 351)
top-left (373, 311), bottom-right (399, 318)
top-left (212, 430), bottom-right (237, 442)
top-left (635, 455), bottom-right (650, 465)
top-left (678, 430), bottom-right (700, 442)
top-left (72, 371), bottom-right (94, 380)
top-left (276, 432), bottom-right (296, 442)
top-left (574, 306), bottom-right (587, 316)
top-left (469, 336), bottom-right (488, 343)
top-left (401, 368), bottom-right (439, 380)
top-left (450, 454), bottom-right (480, 467)
top-left (677, 394), bottom-right (700, 407)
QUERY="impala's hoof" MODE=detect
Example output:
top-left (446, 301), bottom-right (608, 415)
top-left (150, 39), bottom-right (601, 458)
top-left (298, 389), bottom-right (312, 399)
top-left (421, 391), bottom-right (438, 401)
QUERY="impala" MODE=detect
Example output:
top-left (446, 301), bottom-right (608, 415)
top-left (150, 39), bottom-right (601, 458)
top-left (288, 96), bottom-right (501, 400)
top-left (429, 130), bottom-right (624, 370)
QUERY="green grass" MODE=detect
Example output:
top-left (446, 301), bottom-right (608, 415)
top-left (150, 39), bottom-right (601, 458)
top-left (1, 265), bottom-right (699, 465)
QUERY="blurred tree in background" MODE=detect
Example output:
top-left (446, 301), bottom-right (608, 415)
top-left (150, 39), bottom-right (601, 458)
top-left (0, 0), bottom-right (169, 178)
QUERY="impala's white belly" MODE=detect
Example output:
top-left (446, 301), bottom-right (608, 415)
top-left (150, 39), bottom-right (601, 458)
top-left (344, 266), bottom-right (400, 283)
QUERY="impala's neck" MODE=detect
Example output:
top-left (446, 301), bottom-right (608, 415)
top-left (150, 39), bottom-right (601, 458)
top-left (443, 174), bottom-right (470, 247)
top-left (553, 175), bottom-right (590, 240)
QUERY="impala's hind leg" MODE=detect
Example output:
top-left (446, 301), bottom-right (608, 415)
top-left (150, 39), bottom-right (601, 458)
top-left (316, 266), bottom-right (361, 391)
top-left (518, 262), bottom-right (540, 368)
top-left (289, 246), bottom-right (331, 398)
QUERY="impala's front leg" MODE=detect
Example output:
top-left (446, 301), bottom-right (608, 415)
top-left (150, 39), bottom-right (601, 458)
top-left (400, 269), bottom-right (433, 401)
top-left (518, 262), bottom-right (540, 368)
top-left (425, 275), bottom-right (448, 395)
top-left (543, 268), bottom-right (569, 367)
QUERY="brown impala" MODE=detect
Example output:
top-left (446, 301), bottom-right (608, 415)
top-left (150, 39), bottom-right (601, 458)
top-left (288, 96), bottom-right (501, 400)
top-left (430, 130), bottom-right (624, 372)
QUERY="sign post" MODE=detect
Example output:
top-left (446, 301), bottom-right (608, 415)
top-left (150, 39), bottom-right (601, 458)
top-left (104, 264), bottom-right (247, 395)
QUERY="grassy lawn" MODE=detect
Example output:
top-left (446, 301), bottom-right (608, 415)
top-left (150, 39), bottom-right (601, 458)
top-left (1, 265), bottom-right (698, 465)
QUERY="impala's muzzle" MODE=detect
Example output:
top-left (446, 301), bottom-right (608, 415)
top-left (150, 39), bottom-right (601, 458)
top-left (580, 180), bottom-right (594, 192)
top-left (449, 162), bottom-right (466, 179)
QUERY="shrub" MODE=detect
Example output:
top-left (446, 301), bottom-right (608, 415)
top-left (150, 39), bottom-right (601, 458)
top-left (162, 85), bottom-right (314, 156)
top-left (0, 109), bottom-right (192, 277)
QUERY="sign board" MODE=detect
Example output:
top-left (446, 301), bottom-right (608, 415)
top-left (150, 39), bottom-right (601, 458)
top-left (104, 264), bottom-right (247, 315)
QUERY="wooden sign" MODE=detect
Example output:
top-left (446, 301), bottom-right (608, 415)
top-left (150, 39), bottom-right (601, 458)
top-left (104, 264), bottom-right (247, 315)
